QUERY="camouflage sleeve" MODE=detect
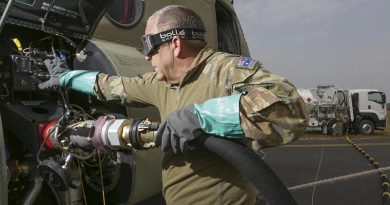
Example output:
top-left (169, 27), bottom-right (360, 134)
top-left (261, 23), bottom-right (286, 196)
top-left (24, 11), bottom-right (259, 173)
top-left (231, 60), bottom-right (308, 149)
top-left (94, 72), bottom-right (161, 107)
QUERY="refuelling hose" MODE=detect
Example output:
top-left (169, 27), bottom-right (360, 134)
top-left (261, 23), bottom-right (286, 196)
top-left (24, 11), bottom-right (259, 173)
top-left (39, 118), bottom-right (297, 204)
top-left (197, 135), bottom-right (297, 205)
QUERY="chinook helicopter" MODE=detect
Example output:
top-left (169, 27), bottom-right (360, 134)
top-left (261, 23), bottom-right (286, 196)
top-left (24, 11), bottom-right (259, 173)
top-left (0, 0), bottom-right (294, 204)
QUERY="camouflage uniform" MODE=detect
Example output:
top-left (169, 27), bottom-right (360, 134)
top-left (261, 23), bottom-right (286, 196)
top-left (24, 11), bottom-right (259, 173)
top-left (94, 48), bottom-right (308, 204)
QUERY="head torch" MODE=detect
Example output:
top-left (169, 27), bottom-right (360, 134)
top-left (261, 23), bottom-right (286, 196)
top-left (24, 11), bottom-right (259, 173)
top-left (141, 28), bottom-right (205, 56)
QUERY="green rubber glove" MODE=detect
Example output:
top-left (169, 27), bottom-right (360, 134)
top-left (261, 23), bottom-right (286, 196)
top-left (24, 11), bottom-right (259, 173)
top-left (59, 70), bottom-right (99, 95)
top-left (155, 94), bottom-right (244, 154)
top-left (193, 94), bottom-right (244, 138)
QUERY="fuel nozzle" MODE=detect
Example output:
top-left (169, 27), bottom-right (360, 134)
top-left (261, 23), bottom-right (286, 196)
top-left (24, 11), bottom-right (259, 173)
top-left (125, 119), bottom-right (159, 149)
top-left (97, 117), bottom-right (159, 151)
top-left (43, 116), bottom-right (160, 153)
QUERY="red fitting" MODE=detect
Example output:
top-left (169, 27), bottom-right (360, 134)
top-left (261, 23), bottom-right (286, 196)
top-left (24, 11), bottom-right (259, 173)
top-left (38, 120), bottom-right (58, 150)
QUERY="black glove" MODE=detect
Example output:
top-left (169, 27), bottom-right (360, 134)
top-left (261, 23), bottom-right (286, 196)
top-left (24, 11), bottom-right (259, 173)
top-left (155, 105), bottom-right (204, 154)
top-left (38, 57), bottom-right (70, 90)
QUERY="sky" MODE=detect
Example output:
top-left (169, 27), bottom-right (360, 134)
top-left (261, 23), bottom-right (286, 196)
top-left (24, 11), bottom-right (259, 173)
top-left (234, 0), bottom-right (390, 98)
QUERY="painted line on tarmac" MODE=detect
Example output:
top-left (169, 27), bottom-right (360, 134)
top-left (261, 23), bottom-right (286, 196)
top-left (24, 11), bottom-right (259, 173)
top-left (283, 143), bottom-right (390, 148)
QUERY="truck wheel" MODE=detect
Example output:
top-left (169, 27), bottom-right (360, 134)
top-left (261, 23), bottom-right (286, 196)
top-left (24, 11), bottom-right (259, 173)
top-left (328, 121), bottom-right (338, 137)
top-left (328, 121), bottom-right (343, 137)
top-left (359, 120), bottom-right (374, 135)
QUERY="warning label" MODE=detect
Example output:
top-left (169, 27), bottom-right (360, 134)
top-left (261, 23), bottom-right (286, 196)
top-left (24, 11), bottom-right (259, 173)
top-left (41, 2), bottom-right (79, 19)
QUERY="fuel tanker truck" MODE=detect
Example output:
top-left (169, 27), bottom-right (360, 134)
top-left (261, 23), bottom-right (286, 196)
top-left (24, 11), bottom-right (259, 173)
top-left (298, 85), bottom-right (387, 136)
top-left (0, 0), bottom-right (296, 204)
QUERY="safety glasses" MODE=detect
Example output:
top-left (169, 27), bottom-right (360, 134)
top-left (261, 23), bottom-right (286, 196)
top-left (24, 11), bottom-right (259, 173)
top-left (140, 28), bottom-right (205, 56)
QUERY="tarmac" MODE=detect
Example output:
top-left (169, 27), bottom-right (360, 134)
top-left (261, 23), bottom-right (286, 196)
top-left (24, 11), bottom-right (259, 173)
top-left (264, 135), bottom-right (390, 205)
top-left (138, 134), bottom-right (390, 205)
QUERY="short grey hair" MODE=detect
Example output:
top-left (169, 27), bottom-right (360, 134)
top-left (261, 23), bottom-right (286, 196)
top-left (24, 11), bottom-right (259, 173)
top-left (148, 5), bottom-right (206, 32)
top-left (147, 5), bottom-right (207, 50)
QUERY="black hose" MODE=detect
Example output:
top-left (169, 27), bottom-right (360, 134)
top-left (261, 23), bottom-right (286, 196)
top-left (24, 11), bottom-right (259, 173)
top-left (197, 135), bottom-right (297, 205)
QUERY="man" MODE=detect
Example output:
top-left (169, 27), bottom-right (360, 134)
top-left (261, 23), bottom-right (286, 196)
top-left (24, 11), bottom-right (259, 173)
top-left (40, 5), bottom-right (308, 205)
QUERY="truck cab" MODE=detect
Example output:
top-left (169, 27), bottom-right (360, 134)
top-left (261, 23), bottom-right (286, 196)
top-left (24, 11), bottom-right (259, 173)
top-left (0, 0), bottom-right (250, 204)
top-left (348, 89), bottom-right (387, 135)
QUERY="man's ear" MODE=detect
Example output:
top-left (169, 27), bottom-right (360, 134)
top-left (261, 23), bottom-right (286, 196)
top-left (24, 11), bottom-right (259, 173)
top-left (171, 36), bottom-right (184, 58)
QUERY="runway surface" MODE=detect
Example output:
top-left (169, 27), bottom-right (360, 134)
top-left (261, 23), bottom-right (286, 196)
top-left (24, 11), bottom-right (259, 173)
top-left (138, 135), bottom-right (390, 205)
top-left (264, 135), bottom-right (390, 205)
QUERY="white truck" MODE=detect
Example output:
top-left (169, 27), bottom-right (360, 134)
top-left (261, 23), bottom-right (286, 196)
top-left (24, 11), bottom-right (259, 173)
top-left (298, 86), bottom-right (387, 136)
top-left (347, 89), bottom-right (387, 134)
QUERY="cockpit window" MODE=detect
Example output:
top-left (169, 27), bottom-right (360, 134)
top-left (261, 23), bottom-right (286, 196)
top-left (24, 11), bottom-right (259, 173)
top-left (215, 1), bottom-right (241, 55)
top-left (105, 0), bottom-right (144, 28)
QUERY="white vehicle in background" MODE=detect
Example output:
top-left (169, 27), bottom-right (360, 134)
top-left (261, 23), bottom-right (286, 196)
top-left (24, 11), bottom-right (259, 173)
top-left (298, 86), bottom-right (387, 136)
top-left (348, 89), bottom-right (387, 135)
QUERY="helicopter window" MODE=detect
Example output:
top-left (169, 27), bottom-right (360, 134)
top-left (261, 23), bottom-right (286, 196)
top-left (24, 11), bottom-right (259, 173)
top-left (215, 1), bottom-right (241, 55)
top-left (105, 0), bottom-right (144, 28)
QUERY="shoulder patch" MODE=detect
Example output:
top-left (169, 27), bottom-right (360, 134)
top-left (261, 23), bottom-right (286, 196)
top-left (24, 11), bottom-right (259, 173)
top-left (236, 57), bottom-right (255, 69)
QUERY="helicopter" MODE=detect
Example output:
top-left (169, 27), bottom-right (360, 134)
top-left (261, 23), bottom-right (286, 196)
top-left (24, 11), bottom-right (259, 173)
top-left (0, 0), bottom-right (262, 204)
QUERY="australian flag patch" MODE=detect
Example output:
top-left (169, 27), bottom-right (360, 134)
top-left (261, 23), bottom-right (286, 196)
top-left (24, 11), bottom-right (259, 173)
top-left (236, 57), bottom-right (255, 69)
